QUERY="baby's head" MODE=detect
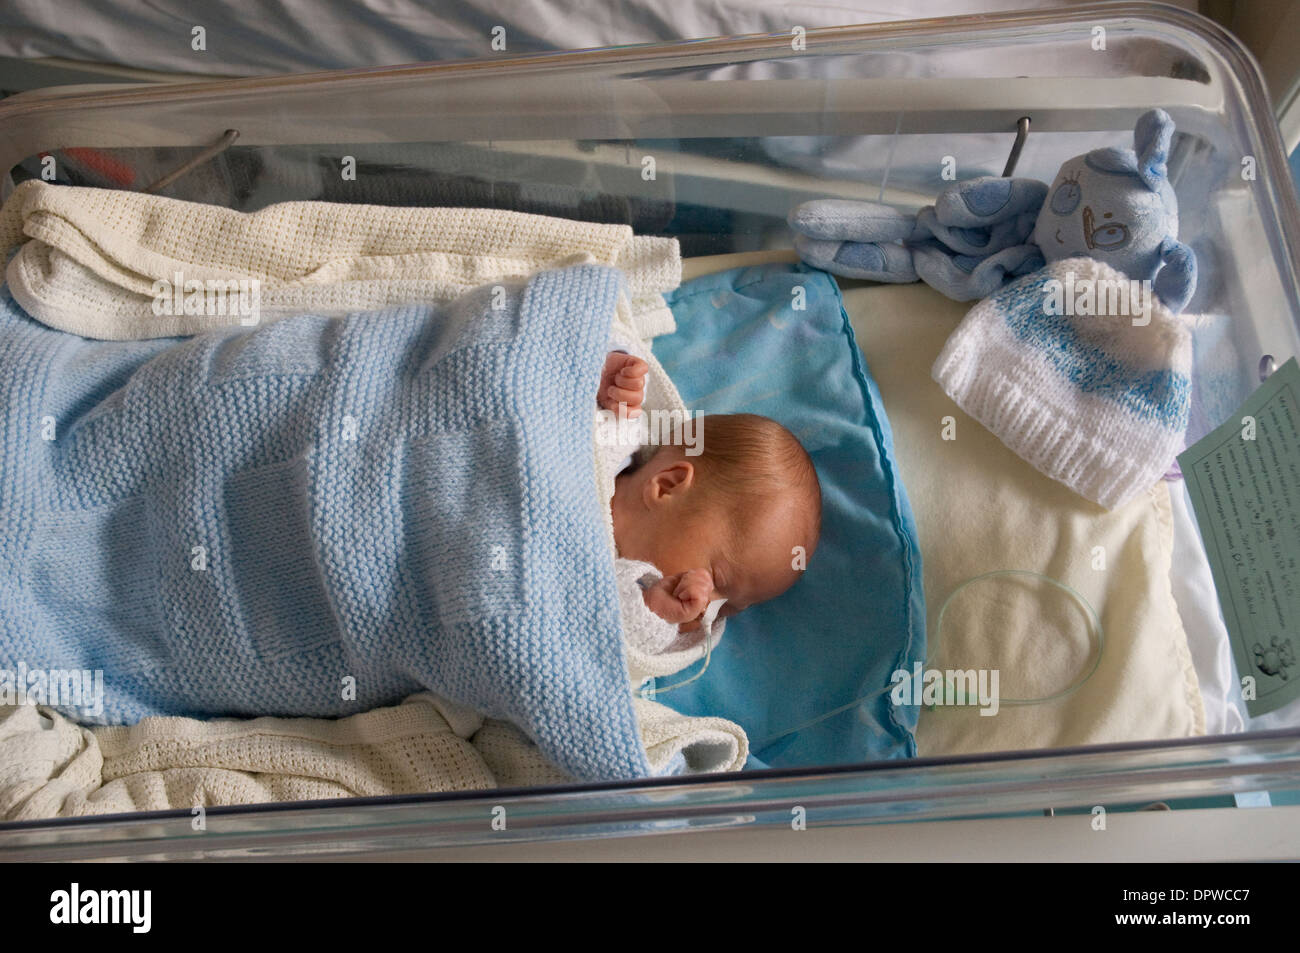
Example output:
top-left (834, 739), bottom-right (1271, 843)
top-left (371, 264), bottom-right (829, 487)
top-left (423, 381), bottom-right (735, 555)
top-left (611, 413), bottom-right (822, 622)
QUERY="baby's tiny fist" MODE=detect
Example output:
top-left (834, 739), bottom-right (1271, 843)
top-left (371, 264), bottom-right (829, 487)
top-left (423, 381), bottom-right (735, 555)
top-left (599, 352), bottom-right (648, 418)
top-left (642, 568), bottom-right (714, 625)
top-left (672, 568), bottom-right (714, 618)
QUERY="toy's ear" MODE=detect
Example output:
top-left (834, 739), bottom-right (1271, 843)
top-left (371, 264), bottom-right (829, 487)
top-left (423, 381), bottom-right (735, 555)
top-left (1153, 236), bottom-right (1197, 313)
top-left (1134, 108), bottom-right (1174, 193)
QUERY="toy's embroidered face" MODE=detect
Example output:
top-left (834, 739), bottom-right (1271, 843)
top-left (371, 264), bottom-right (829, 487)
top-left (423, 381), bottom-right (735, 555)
top-left (1082, 206), bottom-right (1130, 251)
top-left (1033, 154), bottom-right (1170, 278)
top-left (1043, 171), bottom-right (1132, 254)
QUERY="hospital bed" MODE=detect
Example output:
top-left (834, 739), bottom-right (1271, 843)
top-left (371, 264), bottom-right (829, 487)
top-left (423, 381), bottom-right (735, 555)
top-left (0, 3), bottom-right (1298, 859)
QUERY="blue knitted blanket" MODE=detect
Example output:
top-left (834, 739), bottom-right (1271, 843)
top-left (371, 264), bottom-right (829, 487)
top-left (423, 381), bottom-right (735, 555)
top-left (0, 264), bottom-right (652, 782)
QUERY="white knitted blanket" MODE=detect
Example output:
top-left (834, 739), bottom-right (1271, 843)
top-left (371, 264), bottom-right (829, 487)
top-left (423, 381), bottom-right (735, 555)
top-left (0, 693), bottom-right (748, 819)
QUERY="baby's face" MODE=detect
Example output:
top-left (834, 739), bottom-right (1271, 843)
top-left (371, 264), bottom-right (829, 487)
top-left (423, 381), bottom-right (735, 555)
top-left (643, 510), bottom-right (805, 624)
top-left (611, 449), bottom-right (815, 623)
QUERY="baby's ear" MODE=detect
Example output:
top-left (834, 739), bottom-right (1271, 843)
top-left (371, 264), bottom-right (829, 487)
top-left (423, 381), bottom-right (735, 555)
top-left (646, 459), bottom-right (695, 503)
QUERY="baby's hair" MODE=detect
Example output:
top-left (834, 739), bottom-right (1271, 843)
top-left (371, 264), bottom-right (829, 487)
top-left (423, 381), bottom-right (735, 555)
top-left (683, 413), bottom-right (822, 551)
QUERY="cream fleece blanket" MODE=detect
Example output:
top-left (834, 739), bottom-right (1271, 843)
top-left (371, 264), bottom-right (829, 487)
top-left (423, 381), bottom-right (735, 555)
top-left (845, 281), bottom-right (1205, 753)
top-left (0, 183), bottom-right (744, 819)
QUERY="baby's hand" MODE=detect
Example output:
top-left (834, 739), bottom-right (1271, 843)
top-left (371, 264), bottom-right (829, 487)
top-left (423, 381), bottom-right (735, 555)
top-left (642, 568), bottom-right (714, 626)
top-left (599, 352), bottom-right (648, 419)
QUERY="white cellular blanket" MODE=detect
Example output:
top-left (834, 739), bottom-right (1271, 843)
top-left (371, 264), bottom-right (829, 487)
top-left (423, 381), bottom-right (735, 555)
top-left (0, 694), bottom-right (748, 820)
top-left (0, 179), bottom-right (680, 340)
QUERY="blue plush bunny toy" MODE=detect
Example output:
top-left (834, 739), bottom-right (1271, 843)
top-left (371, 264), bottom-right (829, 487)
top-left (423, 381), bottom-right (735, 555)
top-left (790, 108), bottom-right (1197, 313)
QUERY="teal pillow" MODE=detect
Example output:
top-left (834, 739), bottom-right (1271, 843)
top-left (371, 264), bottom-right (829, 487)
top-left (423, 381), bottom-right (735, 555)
top-left (654, 263), bottom-right (925, 767)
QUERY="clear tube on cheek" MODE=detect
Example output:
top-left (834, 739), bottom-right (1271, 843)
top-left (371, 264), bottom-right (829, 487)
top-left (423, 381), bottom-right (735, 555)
top-left (701, 598), bottom-right (727, 634)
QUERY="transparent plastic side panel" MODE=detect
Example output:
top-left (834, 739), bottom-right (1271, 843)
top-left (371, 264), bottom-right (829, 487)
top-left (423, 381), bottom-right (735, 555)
top-left (0, 4), bottom-right (1297, 852)
top-left (4, 731), bottom-right (1299, 860)
top-left (3, 7), bottom-right (1295, 403)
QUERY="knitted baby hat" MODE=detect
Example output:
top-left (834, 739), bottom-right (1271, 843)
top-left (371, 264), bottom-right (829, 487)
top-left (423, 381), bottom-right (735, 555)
top-left (931, 255), bottom-right (1194, 510)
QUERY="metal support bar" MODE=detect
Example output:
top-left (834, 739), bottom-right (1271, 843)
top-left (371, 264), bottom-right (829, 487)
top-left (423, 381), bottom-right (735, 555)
top-left (143, 128), bottom-right (239, 194)
top-left (1001, 116), bottom-right (1031, 177)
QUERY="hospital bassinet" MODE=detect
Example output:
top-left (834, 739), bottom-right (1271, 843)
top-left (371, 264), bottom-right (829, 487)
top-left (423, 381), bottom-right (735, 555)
top-left (1, 2), bottom-right (1298, 859)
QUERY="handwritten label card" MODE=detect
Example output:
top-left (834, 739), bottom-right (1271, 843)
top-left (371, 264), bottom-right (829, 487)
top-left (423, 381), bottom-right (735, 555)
top-left (1178, 357), bottom-right (1300, 717)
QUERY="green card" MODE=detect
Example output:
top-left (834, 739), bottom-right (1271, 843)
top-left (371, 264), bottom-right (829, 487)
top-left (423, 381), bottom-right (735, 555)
top-left (1178, 358), bottom-right (1300, 717)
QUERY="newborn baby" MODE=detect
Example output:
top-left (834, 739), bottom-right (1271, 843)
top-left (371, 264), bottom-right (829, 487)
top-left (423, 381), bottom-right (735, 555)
top-left (596, 341), bottom-right (822, 662)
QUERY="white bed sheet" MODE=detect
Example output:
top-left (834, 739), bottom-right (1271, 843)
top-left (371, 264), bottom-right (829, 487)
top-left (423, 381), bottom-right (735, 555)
top-left (1169, 482), bottom-right (1247, 736)
top-left (0, 1), bottom-right (1128, 78)
top-left (1169, 481), bottom-right (1300, 735)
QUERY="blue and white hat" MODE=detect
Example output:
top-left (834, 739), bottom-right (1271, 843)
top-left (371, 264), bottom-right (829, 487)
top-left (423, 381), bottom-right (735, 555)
top-left (932, 255), bottom-right (1195, 510)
